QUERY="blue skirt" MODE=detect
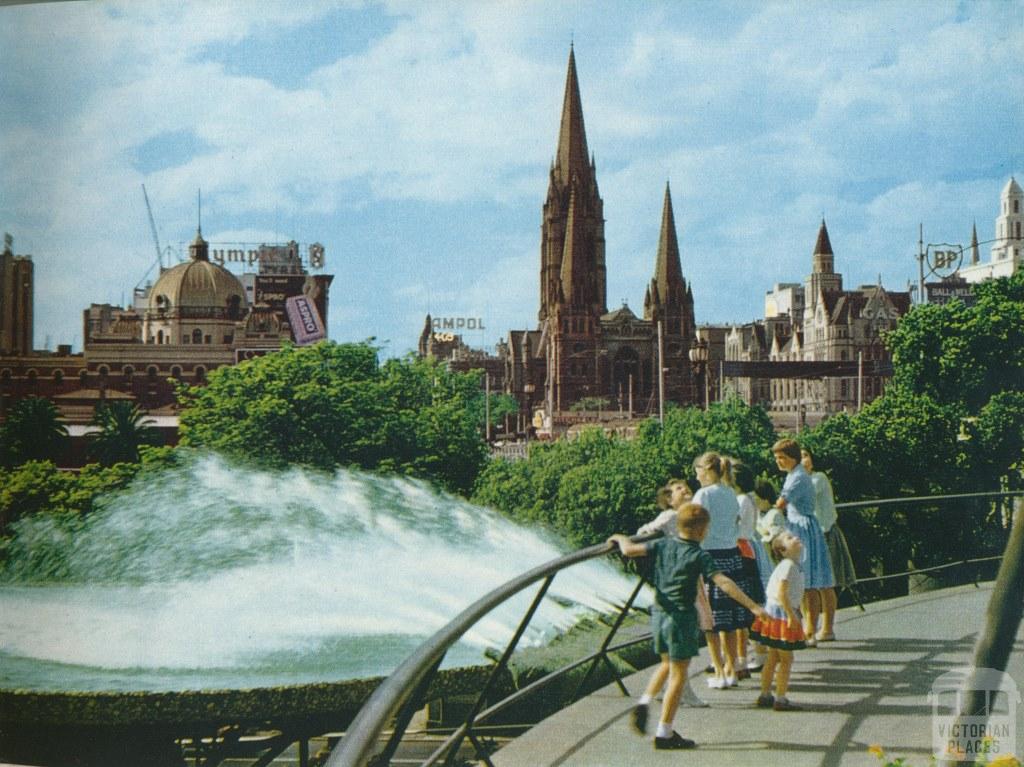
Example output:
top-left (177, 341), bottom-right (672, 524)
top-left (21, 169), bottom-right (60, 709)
top-left (786, 511), bottom-right (835, 589)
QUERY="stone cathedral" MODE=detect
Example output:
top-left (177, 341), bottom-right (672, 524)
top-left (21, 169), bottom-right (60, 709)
top-left (494, 47), bottom-right (698, 427)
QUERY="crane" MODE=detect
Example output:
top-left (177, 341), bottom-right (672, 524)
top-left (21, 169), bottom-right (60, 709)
top-left (142, 183), bottom-right (163, 271)
top-left (134, 184), bottom-right (167, 296)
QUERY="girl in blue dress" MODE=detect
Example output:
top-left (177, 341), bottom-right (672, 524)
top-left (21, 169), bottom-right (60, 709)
top-left (771, 438), bottom-right (835, 647)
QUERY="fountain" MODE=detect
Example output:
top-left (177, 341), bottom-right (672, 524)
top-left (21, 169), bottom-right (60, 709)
top-left (0, 453), bottom-right (640, 764)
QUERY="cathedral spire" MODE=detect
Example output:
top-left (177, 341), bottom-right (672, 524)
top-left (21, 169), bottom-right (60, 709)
top-left (554, 46), bottom-right (591, 188)
top-left (970, 221), bottom-right (980, 264)
top-left (813, 218), bottom-right (833, 258)
top-left (653, 182), bottom-right (684, 301)
top-left (560, 187), bottom-right (583, 304)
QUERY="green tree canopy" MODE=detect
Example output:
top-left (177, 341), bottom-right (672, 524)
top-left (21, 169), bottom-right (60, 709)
top-left (0, 397), bottom-right (69, 468)
top-left (176, 341), bottom-right (488, 493)
top-left (88, 401), bottom-right (163, 467)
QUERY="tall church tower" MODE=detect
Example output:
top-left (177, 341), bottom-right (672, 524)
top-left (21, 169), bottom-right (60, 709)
top-left (992, 176), bottom-right (1023, 263)
top-left (541, 47), bottom-right (608, 409)
top-left (806, 219), bottom-right (843, 302)
top-left (644, 183), bottom-right (694, 337)
top-left (539, 46), bottom-right (606, 321)
top-left (644, 182), bottom-right (696, 402)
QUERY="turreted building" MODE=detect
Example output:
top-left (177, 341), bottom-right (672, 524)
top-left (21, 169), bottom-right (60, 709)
top-left (496, 48), bottom-right (698, 430)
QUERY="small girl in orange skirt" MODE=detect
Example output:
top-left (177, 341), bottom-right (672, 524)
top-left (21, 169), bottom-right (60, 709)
top-left (750, 531), bottom-right (807, 711)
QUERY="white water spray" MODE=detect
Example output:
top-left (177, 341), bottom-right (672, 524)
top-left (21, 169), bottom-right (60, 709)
top-left (0, 454), bottom-right (643, 692)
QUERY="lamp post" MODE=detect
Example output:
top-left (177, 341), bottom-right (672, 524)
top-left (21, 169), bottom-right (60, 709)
top-left (688, 338), bottom-right (709, 410)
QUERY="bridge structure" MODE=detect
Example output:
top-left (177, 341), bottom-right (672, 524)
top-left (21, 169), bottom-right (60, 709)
top-left (328, 491), bottom-right (1024, 767)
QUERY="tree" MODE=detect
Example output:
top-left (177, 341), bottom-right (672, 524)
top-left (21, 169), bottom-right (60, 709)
top-left (177, 341), bottom-right (488, 494)
top-left (87, 401), bottom-right (162, 466)
top-left (0, 397), bottom-right (68, 467)
top-left (887, 270), bottom-right (1024, 410)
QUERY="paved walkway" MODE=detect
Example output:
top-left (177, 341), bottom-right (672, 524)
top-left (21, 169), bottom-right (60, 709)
top-left (492, 583), bottom-right (1024, 767)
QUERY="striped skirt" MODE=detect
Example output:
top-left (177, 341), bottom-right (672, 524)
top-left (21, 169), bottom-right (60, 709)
top-left (706, 547), bottom-right (755, 632)
top-left (750, 602), bottom-right (807, 651)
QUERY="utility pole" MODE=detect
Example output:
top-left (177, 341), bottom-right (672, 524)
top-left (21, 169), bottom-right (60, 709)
top-left (657, 321), bottom-right (665, 425)
top-left (484, 373), bottom-right (491, 442)
top-left (857, 351), bottom-right (864, 411)
top-left (918, 223), bottom-right (926, 306)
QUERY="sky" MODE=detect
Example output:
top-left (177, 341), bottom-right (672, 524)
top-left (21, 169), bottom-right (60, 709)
top-left (1, 0), bottom-right (1022, 358)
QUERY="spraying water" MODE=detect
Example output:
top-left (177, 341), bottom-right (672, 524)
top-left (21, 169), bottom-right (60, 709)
top-left (0, 453), bottom-right (643, 692)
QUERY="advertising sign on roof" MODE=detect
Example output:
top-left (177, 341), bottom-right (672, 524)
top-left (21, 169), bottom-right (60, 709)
top-left (286, 295), bottom-right (326, 346)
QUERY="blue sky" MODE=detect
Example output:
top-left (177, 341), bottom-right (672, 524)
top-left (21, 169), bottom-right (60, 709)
top-left (1, 1), bottom-right (1021, 357)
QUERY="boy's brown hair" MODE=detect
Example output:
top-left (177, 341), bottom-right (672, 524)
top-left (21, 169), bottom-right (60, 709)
top-left (675, 502), bottom-right (710, 538)
top-left (772, 438), bottom-right (801, 462)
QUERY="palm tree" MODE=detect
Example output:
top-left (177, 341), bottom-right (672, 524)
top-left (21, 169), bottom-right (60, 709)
top-left (88, 401), bottom-right (162, 466)
top-left (0, 397), bottom-right (69, 467)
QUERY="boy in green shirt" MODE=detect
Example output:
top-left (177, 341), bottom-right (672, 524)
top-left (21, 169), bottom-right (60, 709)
top-left (609, 502), bottom-right (767, 750)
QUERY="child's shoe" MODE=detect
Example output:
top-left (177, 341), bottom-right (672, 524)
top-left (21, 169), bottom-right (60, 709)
top-left (746, 655), bottom-right (765, 672)
top-left (736, 660), bottom-right (751, 680)
top-left (773, 696), bottom-right (802, 711)
top-left (706, 676), bottom-right (726, 690)
top-left (816, 630), bottom-right (836, 642)
top-left (804, 636), bottom-right (818, 647)
top-left (630, 703), bottom-right (648, 734)
top-left (654, 732), bottom-right (697, 750)
top-left (724, 674), bottom-right (739, 687)
top-left (755, 693), bottom-right (774, 708)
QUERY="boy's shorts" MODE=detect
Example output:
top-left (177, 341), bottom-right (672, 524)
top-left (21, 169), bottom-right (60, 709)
top-left (651, 607), bottom-right (700, 660)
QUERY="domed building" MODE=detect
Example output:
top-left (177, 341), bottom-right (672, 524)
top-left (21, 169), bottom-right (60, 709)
top-left (143, 229), bottom-right (248, 347)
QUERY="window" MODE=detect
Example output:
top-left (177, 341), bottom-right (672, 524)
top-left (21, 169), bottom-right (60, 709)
top-left (170, 366), bottom-right (183, 379)
top-left (192, 329), bottom-right (203, 344)
top-left (205, 334), bottom-right (212, 344)
top-left (79, 370), bottom-right (89, 385)
top-left (53, 369), bottom-right (64, 384)
top-left (1015, 199), bottom-right (1020, 214)
top-left (147, 366), bottom-right (158, 380)
top-left (157, 330), bottom-right (164, 344)
top-left (98, 365), bottom-right (109, 377)
top-left (194, 366), bottom-right (206, 383)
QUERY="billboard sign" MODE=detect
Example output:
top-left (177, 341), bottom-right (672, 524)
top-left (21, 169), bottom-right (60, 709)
top-left (286, 295), bottom-right (326, 346)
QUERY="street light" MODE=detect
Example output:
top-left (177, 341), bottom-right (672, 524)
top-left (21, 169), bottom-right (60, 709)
top-left (688, 338), bottom-right (710, 410)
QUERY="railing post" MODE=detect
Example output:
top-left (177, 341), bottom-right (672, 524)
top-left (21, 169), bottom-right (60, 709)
top-left (571, 577), bottom-right (646, 701)
top-left (444, 575), bottom-right (555, 766)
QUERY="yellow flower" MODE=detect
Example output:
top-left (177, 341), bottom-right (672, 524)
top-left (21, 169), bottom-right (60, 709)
top-left (988, 755), bottom-right (1021, 767)
top-left (868, 745), bottom-right (885, 759)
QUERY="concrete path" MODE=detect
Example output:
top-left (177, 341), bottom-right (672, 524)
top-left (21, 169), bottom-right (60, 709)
top-left (491, 583), bottom-right (1024, 767)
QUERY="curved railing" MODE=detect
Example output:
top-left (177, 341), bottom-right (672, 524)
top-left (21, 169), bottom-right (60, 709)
top-left (327, 490), bottom-right (1023, 767)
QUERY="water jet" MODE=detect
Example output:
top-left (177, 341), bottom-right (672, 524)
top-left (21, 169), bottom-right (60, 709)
top-left (0, 454), bottom-right (639, 764)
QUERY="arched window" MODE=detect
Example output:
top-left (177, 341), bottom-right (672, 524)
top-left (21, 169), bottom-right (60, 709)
top-left (170, 365), bottom-right (182, 379)
top-left (194, 366), bottom-right (206, 383)
top-left (53, 369), bottom-right (64, 384)
top-left (98, 365), bottom-right (109, 377)
top-left (26, 369), bottom-right (38, 384)
top-left (147, 365), bottom-right (158, 380)
top-left (192, 329), bottom-right (202, 344)
top-left (157, 330), bottom-right (164, 344)
top-left (79, 369), bottom-right (89, 385)
top-left (0, 368), bottom-right (11, 383)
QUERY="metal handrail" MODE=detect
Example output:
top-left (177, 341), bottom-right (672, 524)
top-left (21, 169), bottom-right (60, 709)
top-left (328, 490), bottom-right (1022, 767)
top-left (326, 535), bottom-right (653, 767)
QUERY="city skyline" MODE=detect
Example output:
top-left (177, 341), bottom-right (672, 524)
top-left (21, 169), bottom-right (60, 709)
top-left (1, 1), bottom-right (1022, 357)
